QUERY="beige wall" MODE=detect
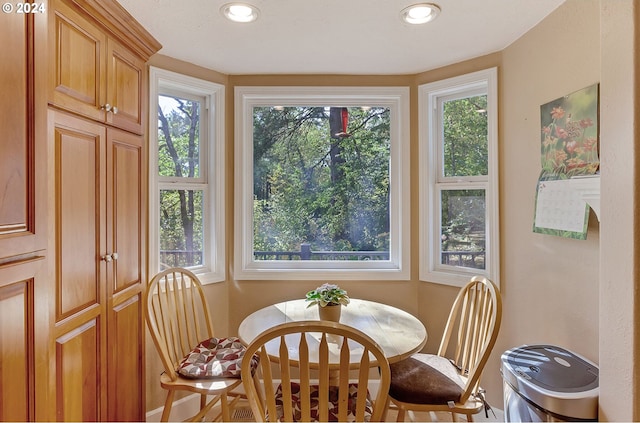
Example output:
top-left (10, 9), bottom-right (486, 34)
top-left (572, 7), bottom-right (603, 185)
top-left (599, 0), bottom-right (640, 420)
top-left (145, 1), bottom-right (640, 419)
top-left (487, 0), bottom-right (602, 409)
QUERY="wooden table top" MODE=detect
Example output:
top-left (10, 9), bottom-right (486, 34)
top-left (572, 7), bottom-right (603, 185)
top-left (238, 298), bottom-right (427, 364)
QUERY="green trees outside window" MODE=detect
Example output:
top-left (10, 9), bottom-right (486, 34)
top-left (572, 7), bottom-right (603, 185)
top-left (252, 106), bottom-right (391, 260)
top-left (440, 95), bottom-right (488, 269)
top-left (157, 94), bottom-right (204, 268)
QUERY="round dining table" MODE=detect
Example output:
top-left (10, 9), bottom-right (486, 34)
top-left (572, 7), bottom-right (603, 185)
top-left (238, 298), bottom-right (427, 365)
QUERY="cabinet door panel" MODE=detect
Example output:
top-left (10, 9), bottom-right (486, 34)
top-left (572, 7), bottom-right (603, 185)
top-left (107, 294), bottom-right (143, 421)
top-left (50, 0), bottom-right (106, 122)
top-left (55, 319), bottom-right (102, 422)
top-left (106, 130), bottom-right (145, 422)
top-left (0, 276), bottom-right (34, 421)
top-left (53, 114), bottom-right (105, 321)
top-left (0, 13), bottom-right (28, 238)
top-left (108, 130), bottom-right (143, 294)
top-left (0, 12), bottom-right (47, 258)
top-left (107, 39), bottom-right (145, 134)
top-left (0, 257), bottom-right (49, 422)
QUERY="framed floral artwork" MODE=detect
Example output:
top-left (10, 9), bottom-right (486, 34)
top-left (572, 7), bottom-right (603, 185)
top-left (533, 83), bottom-right (599, 239)
top-left (540, 83), bottom-right (599, 179)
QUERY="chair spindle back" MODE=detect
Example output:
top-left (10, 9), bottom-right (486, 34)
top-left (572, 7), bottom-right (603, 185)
top-left (146, 268), bottom-right (214, 381)
top-left (437, 276), bottom-right (502, 403)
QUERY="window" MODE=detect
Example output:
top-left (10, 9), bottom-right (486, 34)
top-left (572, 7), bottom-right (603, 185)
top-left (235, 87), bottom-right (410, 280)
top-left (149, 67), bottom-right (225, 283)
top-left (419, 68), bottom-right (500, 287)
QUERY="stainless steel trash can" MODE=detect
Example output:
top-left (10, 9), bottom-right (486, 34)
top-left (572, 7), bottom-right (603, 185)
top-left (501, 345), bottom-right (598, 422)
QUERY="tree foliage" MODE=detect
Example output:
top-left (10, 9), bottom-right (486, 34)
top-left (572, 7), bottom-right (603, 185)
top-left (157, 95), bottom-right (203, 267)
top-left (154, 93), bottom-right (490, 265)
top-left (440, 95), bottom-right (488, 257)
top-left (253, 106), bottom-right (390, 254)
top-left (443, 95), bottom-right (488, 177)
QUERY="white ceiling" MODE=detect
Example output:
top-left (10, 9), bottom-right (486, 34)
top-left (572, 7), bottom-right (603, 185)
top-left (118, 0), bottom-right (566, 75)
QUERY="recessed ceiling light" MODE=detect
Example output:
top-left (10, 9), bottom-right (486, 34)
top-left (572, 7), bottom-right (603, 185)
top-left (401, 3), bottom-right (440, 25)
top-left (221, 3), bottom-right (259, 23)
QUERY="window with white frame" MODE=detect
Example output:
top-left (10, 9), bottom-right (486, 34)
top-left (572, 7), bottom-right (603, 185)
top-left (235, 87), bottom-right (410, 280)
top-left (419, 68), bottom-right (499, 287)
top-left (149, 67), bottom-right (225, 283)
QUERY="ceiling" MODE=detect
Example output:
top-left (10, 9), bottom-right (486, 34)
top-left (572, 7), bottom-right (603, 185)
top-left (117, 0), bottom-right (566, 75)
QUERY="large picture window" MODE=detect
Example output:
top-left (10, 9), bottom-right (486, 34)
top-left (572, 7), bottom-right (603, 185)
top-left (419, 68), bottom-right (500, 287)
top-left (235, 87), bottom-right (410, 280)
top-left (149, 67), bottom-right (226, 283)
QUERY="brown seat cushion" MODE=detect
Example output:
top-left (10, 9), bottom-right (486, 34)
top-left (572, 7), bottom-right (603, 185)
top-left (177, 337), bottom-right (258, 379)
top-left (389, 354), bottom-right (465, 405)
top-left (273, 382), bottom-right (373, 422)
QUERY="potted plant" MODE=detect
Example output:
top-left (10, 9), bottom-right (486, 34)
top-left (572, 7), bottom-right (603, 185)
top-left (305, 283), bottom-right (350, 322)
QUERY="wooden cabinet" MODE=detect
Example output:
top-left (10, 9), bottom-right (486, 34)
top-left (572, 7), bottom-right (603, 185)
top-left (46, 1), bottom-right (160, 421)
top-left (51, 112), bottom-right (146, 421)
top-left (0, 0), bottom-right (157, 420)
top-left (105, 38), bottom-right (146, 134)
top-left (0, 7), bottom-right (47, 257)
top-left (0, 257), bottom-right (49, 422)
top-left (0, 9), bottom-right (50, 423)
top-left (50, 0), bottom-right (148, 135)
top-left (105, 125), bottom-right (146, 422)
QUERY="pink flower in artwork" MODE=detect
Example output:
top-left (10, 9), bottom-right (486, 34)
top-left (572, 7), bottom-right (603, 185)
top-left (555, 127), bottom-right (568, 139)
top-left (583, 137), bottom-right (597, 151)
top-left (565, 140), bottom-right (578, 155)
top-left (551, 107), bottom-right (565, 120)
top-left (580, 118), bottom-right (593, 128)
top-left (554, 150), bottom-right (568, 164)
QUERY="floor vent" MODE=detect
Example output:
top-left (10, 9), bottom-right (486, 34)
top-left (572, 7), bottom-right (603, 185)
top-left (232, 406), bottom-right (255, 421)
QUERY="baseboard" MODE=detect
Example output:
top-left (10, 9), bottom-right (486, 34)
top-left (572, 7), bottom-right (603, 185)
top-left (146, 378), bottom-right (366, 421)
top-left (145, 385), bottom-right (249, 422)
top-left (146, 393), bottom-right (202, 422)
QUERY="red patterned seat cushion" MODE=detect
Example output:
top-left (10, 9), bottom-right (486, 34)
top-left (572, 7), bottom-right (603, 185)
top-left (177, 337), bottom-right (258, 379)
top-left (274, 381), bottom-right (373, 422)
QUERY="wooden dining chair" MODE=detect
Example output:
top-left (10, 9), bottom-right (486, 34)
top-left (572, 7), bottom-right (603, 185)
top-left (144, 268), bottom-right (258, 422)
top-left (241, 320), bottom-right (391, 422)
top-left (386, 276), bottom-right (502, 422)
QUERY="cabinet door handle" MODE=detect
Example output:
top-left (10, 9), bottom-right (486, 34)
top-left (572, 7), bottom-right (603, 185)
top-left (101, 254), bottom-right (113, 262)
top-left (99, 104), bottom-right (118, 114)
top-left (111, 252), bottom-right (119, 260)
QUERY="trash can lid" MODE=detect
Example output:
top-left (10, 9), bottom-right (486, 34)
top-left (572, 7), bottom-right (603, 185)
top-left (501, 345), bottom-right (599, 420)
top-left (504, 344), bottom-right (599, 392)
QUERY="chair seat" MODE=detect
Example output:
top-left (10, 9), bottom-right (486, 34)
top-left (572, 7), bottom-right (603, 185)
top-left (274, 382), bottom-right (373, 422)
top-left (160, 371), bottom-right (243, 392)
top-left (389, 354), bottom-right (465, 405)
top-left (178, 337), bottom-right (259, 379)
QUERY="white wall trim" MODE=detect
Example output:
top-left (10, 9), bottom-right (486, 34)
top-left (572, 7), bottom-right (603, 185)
top-left (148, 67), bottom-right (226, 284)
top-left (234, 86), bottom-right (411, 280)
top-left (145, 393), bottom-right (202, 422)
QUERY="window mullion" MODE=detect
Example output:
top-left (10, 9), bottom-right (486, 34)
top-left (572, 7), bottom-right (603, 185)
top-left (158, 181), bottom-right (208, 191)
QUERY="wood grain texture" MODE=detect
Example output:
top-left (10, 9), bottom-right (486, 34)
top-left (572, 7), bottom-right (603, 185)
top-left (45, 0), bottom-right (159, 419)
top-left (0, 10), bottom-right (50, 422)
